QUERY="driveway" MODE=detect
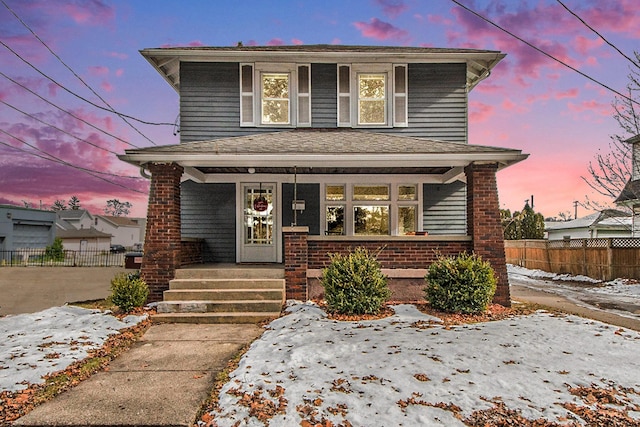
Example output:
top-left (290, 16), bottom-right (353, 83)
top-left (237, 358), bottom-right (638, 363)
top-left (0, 267), bottom-right (127, 316)
top-left (509, 265), bottom-right (640, 331)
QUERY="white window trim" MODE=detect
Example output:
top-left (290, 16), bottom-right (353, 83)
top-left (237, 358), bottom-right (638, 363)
top-left (321, 181), bottom-right (423, 236)
top-left (352, 64), bottom-right (393, 128)
top-left (337, 64), bottom-right (351, 127)
top-left (239, 63), bottom-right (255, 126)
top-left (240, 63), bottom-right (301, 128)
top-left (393, 64), bottom-right (408, 127)
top-left (260, 72), bottom-right (292, 126)
top-left (297, 64), bottom-right (311, 127)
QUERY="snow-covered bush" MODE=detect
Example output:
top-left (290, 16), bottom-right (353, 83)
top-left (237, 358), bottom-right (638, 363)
top-left (321, 247), bottom-right (391, 315)
top-left (424, 253), bottom-right (496, 314)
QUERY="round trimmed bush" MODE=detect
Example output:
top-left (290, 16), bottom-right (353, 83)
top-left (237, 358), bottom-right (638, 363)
top-left (424, 253), bottom-right (497, 314)
top-left (321, 247), bottom-right (391, 315)
top-left (110, 271), bottom-right (149, 312)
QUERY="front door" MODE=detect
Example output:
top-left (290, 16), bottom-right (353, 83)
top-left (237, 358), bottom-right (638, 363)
top-left (240, 183), bottom-right (277, 263)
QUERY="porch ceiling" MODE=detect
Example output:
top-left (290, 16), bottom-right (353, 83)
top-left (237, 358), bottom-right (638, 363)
top-left (194, 166), bottom-right (452, 175)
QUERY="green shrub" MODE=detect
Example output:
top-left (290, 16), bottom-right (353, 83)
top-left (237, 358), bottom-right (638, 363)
top-left (424, 253), bottom-right (497, 314)
top-left (321, 247), bottom-right (391, 315)
top-left (110, 271), bottom-right (148, 312)
top-left (44, 238), bottom-right (64, 262)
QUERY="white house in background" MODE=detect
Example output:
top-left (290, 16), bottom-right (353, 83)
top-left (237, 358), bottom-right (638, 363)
top-left (94, 216), bottom-right (146, 249)
top-left (56, 209), bottom-right (94, 230)
top-left (615, 134), bottom-right (640, 237)
top-left (545, 209), bottom-right (632, 240)
top-left (56, 228), bottom-right (112, 251)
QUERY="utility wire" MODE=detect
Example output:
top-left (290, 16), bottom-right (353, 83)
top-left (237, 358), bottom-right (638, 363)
top-left (556, 0), bottom-right (639, 69)
top-left (0, 138), bottom-right (147, 194)
top-left (449, 0), bottom-right (640, 107)
top-left (2, 100), bottom-right (121, 156)
top-left (1, 0), bottom-right (173, 128)
top-left (0, 71), bottom-right (141, 148)
top-left (0, 39), bottom-right (159, 146)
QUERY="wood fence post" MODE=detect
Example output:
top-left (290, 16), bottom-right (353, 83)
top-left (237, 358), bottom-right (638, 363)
top-left (607, 238), bottom-right (613, 281)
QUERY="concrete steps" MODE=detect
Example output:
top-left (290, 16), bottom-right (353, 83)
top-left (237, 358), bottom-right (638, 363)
top-left (154, 266), bottom-right (285, 324)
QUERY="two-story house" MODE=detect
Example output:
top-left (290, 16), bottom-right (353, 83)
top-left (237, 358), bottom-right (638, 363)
top-left (119, 45), bottom-right (528, 312)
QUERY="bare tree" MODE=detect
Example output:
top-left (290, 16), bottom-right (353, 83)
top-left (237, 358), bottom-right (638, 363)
top-left (51, 199), bottom-right (67, 211)
top-left (104, 199), bottom-right (132, 217)
top-left (582, 51), bottom-right (640, 210)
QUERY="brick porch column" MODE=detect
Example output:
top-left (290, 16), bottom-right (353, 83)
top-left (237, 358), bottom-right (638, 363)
top-left (465, 163), bottom-right (510, 306)
top-left (283, 226), bottom-right (309, 300)
top-left (141, 162), bottom-right (183, 302)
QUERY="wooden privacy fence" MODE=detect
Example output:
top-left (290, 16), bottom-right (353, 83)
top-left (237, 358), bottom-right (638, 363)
top-left (504, 238), bottom-right (640, 281)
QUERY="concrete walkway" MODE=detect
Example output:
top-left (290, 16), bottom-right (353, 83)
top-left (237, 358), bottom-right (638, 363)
top-left (14, 323), bottom-right (263, 427)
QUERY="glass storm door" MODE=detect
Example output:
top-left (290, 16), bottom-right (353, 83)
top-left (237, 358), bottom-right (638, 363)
top-left (241, 183), bottom-right (277, 263)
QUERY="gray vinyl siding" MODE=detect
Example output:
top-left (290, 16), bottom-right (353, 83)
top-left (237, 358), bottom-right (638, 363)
top-left (423, 181), bottom-right (467, 235)
top-left (180, 62), bottom-right (467, 142)
top-left (282, 184), bottom-right (320, 235)
top-left (181, 181), bottom-right (236, 262)
top-left (311, 64), bottom-right (337, 127)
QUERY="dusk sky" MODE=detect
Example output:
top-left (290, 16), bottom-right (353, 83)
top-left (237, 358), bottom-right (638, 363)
top-left (1, 0), bottom-right (639, 218)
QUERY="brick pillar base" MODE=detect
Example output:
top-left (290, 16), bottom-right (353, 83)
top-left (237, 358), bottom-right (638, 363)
top-left (465, 163), bottom-right (510, 306)
top-left (283, 226), bottom-right (309, 300)
top-left (141, 163), bottom-right (183, 302)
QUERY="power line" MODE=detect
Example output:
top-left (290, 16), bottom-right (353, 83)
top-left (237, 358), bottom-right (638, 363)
top-left (1, 0), bottom-right (174, 128)
top-left (556, 0), bottom-right (639, 69)
top-left (0, 130), bottom-right (146, 193)
top-left (449, 0), bottom-right (640, 107)
top-left (0, 71), bottom-right (141, 148)
top-left (1, 99), bottom-right (120, 156)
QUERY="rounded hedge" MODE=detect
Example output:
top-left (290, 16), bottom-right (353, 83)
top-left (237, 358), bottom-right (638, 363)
top-left (321, 247), bottom-right (391, 315)
top-left (424, 252), bottom-right (497, 314)
top-left (110, 271), bottom-right (149, 312)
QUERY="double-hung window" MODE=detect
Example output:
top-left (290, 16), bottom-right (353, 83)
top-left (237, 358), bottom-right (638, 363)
top-left (337, 64), bottom-right (407, 128)
top-left (240, 63), bottom-right (311, 127)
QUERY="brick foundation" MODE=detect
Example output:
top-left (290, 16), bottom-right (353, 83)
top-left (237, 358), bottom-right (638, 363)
top-left (141, 163), bottom-right (183, 302)
top-left (180, 238), bottom-right (204, 266)
top-left (465, 163), bottom-right (510, 306)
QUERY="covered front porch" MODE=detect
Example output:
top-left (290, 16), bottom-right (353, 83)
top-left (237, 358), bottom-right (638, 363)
top-left (119, 130), bottom-right (527, 308)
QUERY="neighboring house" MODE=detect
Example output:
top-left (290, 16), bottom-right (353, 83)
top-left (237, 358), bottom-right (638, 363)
top-left (93, 215), bottom-right (146, 248)
top-left (56, 228), bottom-right (112, 252)
top-left (545, 209), bottom-right (632, 240)
top-left (118, 45), bottom-right (528, 305)
top-left (56, 209), bottom-right (94, 230)
top-left (615, 134), bottom-right (640, 237)
top-left (0, 205), bottom-right (56, 253)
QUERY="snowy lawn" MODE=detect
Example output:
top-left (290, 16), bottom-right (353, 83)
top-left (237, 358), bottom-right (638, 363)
top-left (206, 302), bottom-right (640, 426)
top-left (0, 305), bottom-right (146, 393)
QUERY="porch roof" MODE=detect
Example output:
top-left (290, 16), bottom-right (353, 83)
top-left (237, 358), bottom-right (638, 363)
top-left (118, 130), bottom-right (527, 181)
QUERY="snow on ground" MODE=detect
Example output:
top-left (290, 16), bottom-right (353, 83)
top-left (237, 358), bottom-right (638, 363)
top-left (508, 264), bottom-right (640, 298)
top-left (209, 302), bottom-right (640, 426)
top-left (0, 306), bottom-right (146, 392)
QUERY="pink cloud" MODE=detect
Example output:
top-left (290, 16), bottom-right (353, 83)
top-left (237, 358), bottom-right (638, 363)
top-left (266, 38), bottom-right (285, 46)
top-left (88, 66), bottom-right (109, 77)
top-left (160, 40), bottom-right (204, 48)
top-left (501, 98), bottom-right (528, 114)
top-left (115, 69), bottom-right (124, 77)
top-left (100, 80), bottom-right (113, 92)
top-left (374, 0), bottom-right (408, 19)
top-left (60, 1), bottom-right (115, 25)
top-left (331, 38), bottom-right (342, 45)
top-left (353, 18), bottom-right (410, 42)
top-left (555, 88), bottom-right (579, 99)
top-left (567, 100), bottom-right (613, 117)
top-left (573, 35), bottom-right (604, 56)
top-left (107, 51), bottom-right (128, 60)
top-left (468, 101), bottom-right (494, 123)
top-left (291, 38), bottom-right (304, 45)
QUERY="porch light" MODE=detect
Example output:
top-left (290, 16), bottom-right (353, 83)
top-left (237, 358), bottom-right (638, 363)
top-left (248, 167), bottom-right (256, 174)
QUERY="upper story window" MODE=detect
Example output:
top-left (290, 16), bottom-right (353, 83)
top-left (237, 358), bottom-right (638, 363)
top-left (261, 73), bottom-right (290, 124)
top-left (338, 64), bottom-right (407, 128)
top-left (240, 63), bottom-right (311, 127)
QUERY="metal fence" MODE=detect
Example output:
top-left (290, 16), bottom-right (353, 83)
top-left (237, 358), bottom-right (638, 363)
top-left (0, 249), bottom-right (126, 267)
